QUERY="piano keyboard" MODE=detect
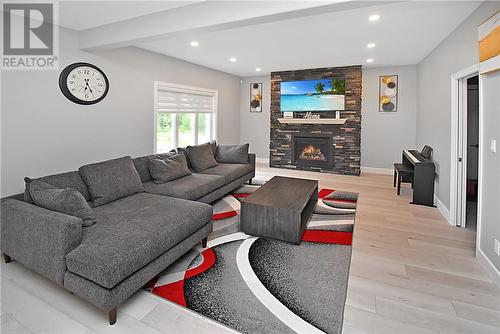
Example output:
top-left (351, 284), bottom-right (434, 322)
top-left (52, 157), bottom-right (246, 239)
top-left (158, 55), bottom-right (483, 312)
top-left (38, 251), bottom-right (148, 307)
top-left (404, 150), bottom-right (420, 164)
top-left (398, 148), bottom-right (435, 206)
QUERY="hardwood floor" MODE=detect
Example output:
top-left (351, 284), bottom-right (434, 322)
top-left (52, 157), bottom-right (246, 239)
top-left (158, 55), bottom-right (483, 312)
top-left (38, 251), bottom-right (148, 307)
top-left (256, 165), bottom-right (500, 334)
top-left (1, 164), bottom-right (499, 333)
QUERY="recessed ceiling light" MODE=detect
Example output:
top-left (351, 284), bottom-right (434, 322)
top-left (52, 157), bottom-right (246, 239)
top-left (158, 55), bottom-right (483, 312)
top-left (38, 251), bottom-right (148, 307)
top-left (229, 57), bottom-right (237, 62)
top-left (190, 41), bottom-right (199, 47)
top-left (255, 67), bottom-right (261, 72)
top-left (366, 58), bottom-right (374, 63)
top-left (367, 42), bottom-right (376, 48)
top-left (369, 14), bottom-right (380, 22)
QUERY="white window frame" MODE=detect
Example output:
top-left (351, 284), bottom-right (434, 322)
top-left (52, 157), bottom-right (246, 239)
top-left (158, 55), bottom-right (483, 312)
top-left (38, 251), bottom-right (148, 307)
top-left (154, 81), bottom-right (218, 153)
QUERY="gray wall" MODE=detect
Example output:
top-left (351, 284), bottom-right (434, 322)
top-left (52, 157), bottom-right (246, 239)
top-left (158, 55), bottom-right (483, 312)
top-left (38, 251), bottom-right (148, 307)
top-left (239, 68), bottom-right (418, 170)
top-left (239, 76), bottom-right (271, 160)
top-left (1, 26), bottom-right (240, 197)
top-left (480, 70), bottom-right (500, 272)
top-left (362, 66), bottom-right (417, 169)
top-left (417, 1), bottom-right (500, 209)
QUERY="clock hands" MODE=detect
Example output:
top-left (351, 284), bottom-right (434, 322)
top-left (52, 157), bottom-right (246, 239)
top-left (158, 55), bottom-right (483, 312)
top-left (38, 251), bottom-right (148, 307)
top-left (83, 78), bottom-right (95, 98)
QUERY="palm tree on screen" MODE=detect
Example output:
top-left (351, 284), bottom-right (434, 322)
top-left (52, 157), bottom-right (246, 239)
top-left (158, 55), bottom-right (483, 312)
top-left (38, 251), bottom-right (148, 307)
top-left (330, 78), bottom-right (345, 94)
top-left (315, 82), bottom-right (325, 93)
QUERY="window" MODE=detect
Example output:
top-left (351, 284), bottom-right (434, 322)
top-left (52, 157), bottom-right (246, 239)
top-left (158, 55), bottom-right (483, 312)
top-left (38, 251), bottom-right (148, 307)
top-left (154, 81), bottom-right (217, 153)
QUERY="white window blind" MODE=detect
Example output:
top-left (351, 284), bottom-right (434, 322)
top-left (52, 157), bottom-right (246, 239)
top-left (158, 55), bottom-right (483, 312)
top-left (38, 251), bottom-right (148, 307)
top-left (156, 87), bottom-right (216, 113)
top-left (154, 82), bottom-right (217, 153)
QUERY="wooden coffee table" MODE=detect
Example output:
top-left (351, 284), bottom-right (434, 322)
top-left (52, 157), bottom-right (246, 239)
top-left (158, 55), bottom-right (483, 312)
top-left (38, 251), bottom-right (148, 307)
top-left (240, 176), bottom-right (318, 244)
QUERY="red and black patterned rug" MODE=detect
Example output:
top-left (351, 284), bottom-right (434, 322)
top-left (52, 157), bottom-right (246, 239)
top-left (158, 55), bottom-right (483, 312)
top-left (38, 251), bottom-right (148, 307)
top-left (145, 180), bottom-right (358, 334)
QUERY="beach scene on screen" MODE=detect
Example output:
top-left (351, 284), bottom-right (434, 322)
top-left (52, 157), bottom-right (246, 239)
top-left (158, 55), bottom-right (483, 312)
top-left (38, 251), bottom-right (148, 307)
top-left (280, 78), bottom-right (345, 112)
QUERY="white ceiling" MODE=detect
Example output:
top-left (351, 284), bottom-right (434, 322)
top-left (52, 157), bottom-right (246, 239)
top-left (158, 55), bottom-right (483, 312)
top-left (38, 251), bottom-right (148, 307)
top-left (54, 1), bottom-right (481, 77)
top-left (59, 1), bottom-right (200, 31)
top-left (134, 1), bottom-right (480, 77)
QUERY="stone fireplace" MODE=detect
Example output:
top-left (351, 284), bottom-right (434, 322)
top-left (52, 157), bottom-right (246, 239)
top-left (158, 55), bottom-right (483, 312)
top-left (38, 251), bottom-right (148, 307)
top-left (291, 133), bottom-right (334, 169)
top-left (269, 65), bottom-right (361, 175)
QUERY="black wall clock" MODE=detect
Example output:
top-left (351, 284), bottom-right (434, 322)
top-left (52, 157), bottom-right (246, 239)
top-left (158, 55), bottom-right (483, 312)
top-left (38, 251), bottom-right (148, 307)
top-left (59, 62), bottom-right (109, 105)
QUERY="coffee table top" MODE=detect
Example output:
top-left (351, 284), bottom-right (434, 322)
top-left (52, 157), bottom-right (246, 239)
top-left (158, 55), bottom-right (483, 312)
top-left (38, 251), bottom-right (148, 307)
top-left (243, 176), bottom-right (318, 210)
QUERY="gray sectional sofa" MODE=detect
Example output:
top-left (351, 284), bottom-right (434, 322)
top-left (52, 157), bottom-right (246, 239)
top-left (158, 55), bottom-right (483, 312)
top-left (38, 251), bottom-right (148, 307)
top-left (1, 143), bottom-right (255, 325)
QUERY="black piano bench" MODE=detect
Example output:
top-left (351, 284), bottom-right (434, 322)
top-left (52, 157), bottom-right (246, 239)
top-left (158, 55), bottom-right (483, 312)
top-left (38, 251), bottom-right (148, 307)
top-left (394, 163), bottom-right (414, 195)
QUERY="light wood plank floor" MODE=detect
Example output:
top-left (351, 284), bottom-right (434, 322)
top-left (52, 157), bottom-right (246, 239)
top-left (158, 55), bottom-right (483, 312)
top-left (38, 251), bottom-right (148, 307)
top-left (2, 164), bottom-right (499, 334)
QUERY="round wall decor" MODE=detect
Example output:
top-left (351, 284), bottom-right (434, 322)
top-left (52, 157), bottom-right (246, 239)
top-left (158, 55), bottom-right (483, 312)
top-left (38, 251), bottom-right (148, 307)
top-left (59, 62), bottom-right (109, 105)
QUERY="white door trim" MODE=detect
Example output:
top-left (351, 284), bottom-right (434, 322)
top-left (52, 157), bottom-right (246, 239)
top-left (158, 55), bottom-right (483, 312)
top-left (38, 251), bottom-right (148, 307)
top-left (449, 64), bottom-right (479, 228)
top-left (476, 73), bottom-right (486, 258)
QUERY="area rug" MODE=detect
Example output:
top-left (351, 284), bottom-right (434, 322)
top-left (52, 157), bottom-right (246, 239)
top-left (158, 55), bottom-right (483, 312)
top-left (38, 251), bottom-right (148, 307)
top-left (144, 180), bottom-right (358, 334)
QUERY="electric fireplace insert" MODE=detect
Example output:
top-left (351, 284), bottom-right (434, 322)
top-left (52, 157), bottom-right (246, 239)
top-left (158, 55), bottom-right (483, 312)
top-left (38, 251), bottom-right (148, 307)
top-left (291, 133), bottom-right (334, 169)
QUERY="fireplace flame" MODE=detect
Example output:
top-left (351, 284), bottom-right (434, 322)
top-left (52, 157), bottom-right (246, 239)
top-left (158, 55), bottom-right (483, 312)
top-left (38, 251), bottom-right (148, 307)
top-left (302, 144), bottom-right (317, 155)
top-left (300, 144), bottom-right (326, 161)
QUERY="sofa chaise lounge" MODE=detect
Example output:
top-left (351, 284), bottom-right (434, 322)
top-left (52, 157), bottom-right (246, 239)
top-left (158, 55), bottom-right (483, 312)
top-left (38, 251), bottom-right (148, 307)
top-left (1, 143), bottom-right (255, 324)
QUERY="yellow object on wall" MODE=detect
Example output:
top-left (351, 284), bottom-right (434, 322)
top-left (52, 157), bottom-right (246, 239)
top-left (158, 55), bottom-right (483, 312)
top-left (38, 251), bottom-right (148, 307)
top-left (382, 76), bottom-right (393, 85)
top-left (479, 26), bottom-right (500, 62)
top-left (380, 96), bottom-right (390, 104)
top-left (478, 11), bottom-right (500, 62)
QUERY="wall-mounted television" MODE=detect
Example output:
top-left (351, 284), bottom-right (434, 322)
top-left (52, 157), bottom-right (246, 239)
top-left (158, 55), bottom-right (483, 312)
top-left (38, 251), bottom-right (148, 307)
top-left (280, 78), bottom-right (345, 112)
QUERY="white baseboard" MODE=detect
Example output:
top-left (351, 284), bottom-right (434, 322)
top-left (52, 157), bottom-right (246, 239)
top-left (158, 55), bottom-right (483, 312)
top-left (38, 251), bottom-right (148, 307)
top-left (477, 247), bottom-right (500, 288)
top-left (433, 194), bottom-right (450, 223)
top-left (255, 158), bottom-right (268, 164)
top-left (360, 166), bottom-right (393, 175)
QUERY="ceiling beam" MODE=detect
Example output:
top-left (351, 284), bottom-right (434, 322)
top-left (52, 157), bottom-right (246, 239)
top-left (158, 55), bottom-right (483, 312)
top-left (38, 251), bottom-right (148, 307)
top-left (78, 1), bottom-right (397, 51)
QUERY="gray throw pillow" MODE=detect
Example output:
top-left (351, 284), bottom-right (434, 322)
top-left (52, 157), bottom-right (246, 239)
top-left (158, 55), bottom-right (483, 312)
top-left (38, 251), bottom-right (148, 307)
top-left (132, 151), bottom-right (177, 183)
top-left (209, 140), bottom-right (217, 156)
top-left (27, 179), bottom-right (96, 227)
top-left (176, 147), bottom-right (193, 170)
top-left (216, 144), bottom-right (249, 163)
top-left (186, 143), bottom-right (219, 172)
top-left (23, 171), bottom-right (91, 204)
top-left (147, 154), bottom-right (192, 184)
top-left (79, 156), bottom-right (144, 207)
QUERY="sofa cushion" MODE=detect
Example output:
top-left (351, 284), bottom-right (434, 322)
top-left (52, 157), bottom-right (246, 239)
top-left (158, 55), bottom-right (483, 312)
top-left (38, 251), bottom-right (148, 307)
top-left (216, 144), bottom-right (249, 163)
top-left (132, 151), bottom-right (176, 183)
top-left (143, 173), bottom-right (225, 200)
top-left (27, 179), bottom-right (96, 227)
top-left (147, 154), bottom-right (191, 184)
top-left (199, 163), bottom-right (254, 184)
top-left (209, 140), bottom-right (217, 156)
top-left (65, 193), bottom-right (212, 289)
top-left (186, 143), bottom-right (218, 172)
top-left (179, 141), bottom-right (216, 164)
top-left (79, 156), bottom-right (144, 207)
top-left (176, 147), bottom-right (192, 170)
top-left (23, 171), bottom-right (91, 203)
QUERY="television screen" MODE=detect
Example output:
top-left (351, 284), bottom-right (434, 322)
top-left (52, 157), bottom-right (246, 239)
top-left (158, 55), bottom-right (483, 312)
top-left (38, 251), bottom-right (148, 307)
top-left (280, 78), bottom-right (345, 112)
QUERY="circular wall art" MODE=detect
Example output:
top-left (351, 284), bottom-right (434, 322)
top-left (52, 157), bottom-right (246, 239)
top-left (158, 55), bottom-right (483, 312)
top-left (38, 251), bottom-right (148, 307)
top-left (384, 88), bottom-right (396, 97)
top-left (382, 102), bottom-right (395, 111)
top-left (250, 82), bottom-right (263, 112)
top-left (380, 96), bottom-right (391, 104)
top-left (59, 62), bottom-right (109, 105)
top-left (378, 75), bottom-right (398, 112)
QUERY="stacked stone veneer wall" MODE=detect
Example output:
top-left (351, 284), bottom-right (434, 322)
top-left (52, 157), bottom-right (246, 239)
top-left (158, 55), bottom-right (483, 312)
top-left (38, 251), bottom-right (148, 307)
top-left (269, 65), bottom-right (362, 175)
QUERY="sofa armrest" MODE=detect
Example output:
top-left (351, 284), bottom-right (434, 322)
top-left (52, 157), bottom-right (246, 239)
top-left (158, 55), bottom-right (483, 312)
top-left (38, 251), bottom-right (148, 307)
top-left (248, 153), bottom-right (256, 168)
top-left (247, 153), bottom-right (256, 179)
top-left (1, 199), bottom-right (82, 285)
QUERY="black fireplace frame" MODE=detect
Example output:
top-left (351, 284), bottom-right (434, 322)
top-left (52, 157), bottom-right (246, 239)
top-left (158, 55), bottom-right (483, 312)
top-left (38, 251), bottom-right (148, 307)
top-left (291, 133), bottom-right (334, 169)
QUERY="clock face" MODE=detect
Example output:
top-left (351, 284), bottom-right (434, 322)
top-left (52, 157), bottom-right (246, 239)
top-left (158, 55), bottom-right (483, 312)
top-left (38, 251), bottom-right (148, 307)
top-left (59, 63), bottom-right (109, 105)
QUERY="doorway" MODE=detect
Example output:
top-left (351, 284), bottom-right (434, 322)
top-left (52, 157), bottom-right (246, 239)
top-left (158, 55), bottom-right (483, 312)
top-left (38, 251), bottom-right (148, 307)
top-left (465, 76), bottom-right (479, 231)
top-left (449, 64), bottom-right (481, 232)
